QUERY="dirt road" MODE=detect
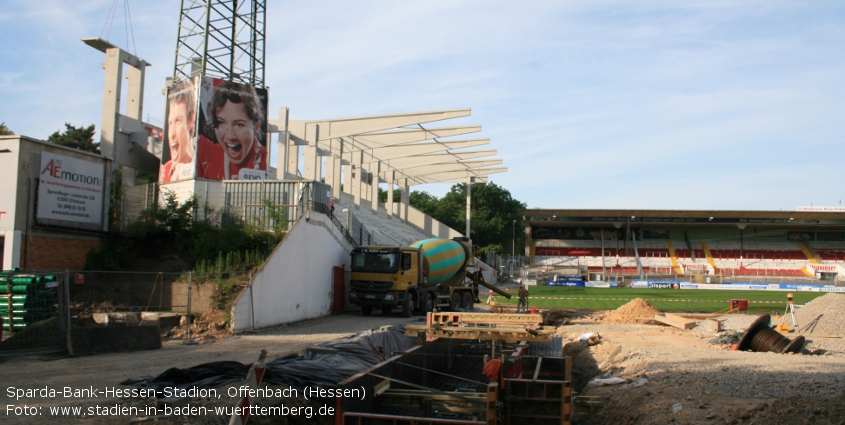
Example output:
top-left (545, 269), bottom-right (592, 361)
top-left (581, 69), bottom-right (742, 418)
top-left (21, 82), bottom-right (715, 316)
top-left (4, 297), bottom-right (845, 425)
top-left (1, 312), bottom-right (419, 425)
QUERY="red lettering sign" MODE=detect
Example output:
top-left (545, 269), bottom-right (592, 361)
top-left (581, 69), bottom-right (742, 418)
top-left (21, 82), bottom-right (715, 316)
top-left (41, 159), bottom-right (61, 177)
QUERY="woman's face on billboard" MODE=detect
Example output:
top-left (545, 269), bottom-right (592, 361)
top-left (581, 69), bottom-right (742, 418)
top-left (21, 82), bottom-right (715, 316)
top-left (214, 100), bottom-right (257, 165)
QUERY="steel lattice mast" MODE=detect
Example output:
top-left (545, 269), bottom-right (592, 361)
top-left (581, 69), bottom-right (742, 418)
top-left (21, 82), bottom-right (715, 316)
top-left (172, 0), bottom-right (266, 85)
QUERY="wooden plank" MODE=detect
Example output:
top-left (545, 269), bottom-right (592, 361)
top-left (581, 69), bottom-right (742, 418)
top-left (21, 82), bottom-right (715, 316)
top-left (652, 314), bottom-right (696, 330)
top-left (430, 312), bottom-right (543, 326)
top-left (664, 313), bottom-right (697, 326)
top-left (404, 325), bottom-right (555, 342)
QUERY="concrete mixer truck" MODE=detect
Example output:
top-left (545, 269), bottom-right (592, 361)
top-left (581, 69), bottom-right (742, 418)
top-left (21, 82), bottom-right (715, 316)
top-left (348, 237), bottom-right (511, 316)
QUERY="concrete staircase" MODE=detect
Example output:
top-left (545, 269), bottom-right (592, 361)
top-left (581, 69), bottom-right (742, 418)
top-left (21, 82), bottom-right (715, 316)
top-left (336, 192), bottom-right (432, 246)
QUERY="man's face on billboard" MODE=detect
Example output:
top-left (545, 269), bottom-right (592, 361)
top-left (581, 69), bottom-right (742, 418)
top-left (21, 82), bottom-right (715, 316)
top-left (214, 100), bottom-right (257, 166)
top-left (167, 100), bottom-right (194, 164)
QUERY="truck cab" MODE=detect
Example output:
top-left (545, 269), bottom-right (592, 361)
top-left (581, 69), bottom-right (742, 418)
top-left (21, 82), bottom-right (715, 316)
top-left (348, 246), bottom-right (424, 317)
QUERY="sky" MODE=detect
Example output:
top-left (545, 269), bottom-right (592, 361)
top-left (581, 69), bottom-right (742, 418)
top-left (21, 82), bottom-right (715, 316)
top-left (2, 1), bottom-right (844, 211)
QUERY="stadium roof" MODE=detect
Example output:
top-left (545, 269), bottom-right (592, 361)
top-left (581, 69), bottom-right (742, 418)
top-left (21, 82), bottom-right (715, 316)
top-left (520, 209), bottom-right (845, 228)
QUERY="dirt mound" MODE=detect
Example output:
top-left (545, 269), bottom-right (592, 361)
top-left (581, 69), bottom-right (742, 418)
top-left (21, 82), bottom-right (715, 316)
top-left (794, 292), bottom-right (845, 336)
top-left (167, 308), bottom-right (231, 341)
top-left (602, 298), bottom-right (660, 324)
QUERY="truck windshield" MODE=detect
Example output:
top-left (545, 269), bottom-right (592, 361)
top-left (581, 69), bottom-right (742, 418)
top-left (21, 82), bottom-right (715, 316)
top-left (351, 249), bottom-right (399, 273)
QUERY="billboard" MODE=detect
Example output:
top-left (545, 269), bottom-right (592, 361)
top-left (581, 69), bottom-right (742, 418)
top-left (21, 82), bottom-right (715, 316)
top-left (195, 76), bottom-right (269, 181)
top-left (160, 76), bottom-right (200, 183)
top-left (36, 152), bottom-right (105, 227)
top-left (0, 140), bottom-right (18, 231)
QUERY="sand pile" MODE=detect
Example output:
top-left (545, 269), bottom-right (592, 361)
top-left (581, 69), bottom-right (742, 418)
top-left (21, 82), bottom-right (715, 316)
top-left (602, 298), bottom-right (661, 324)
top-left (794, 293), bottom-right (845, 336)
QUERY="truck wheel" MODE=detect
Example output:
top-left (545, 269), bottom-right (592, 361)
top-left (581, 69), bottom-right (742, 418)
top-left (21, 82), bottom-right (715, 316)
top-left (424, 293), bottom-right (436, 313)
top-left (381, 306), bottom-right (393, 315)
top-left (461, 292), bottom-right (474, 310)
top-left (402, 293), bottom-right (414, 318)
top-left (362, 305), bottom-right (373, 316)
top-left (450, 293), bottom-right (462, 311)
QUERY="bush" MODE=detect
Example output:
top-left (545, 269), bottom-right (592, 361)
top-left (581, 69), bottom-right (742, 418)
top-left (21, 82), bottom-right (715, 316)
top-left (85, 190), bottom-right (283, 272)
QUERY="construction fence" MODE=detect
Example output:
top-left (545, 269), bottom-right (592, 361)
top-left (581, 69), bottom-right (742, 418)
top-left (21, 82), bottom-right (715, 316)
top-left (1, 270), bottom-right (246, 358)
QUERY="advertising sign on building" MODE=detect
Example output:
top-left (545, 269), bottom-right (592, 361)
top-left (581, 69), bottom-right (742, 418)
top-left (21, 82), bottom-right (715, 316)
top-left (0, 142), bottom-right (17, 231)
top-left (195, 76), bottom-right (269, 181)
top-left (160, 76), bottom-right (201, 183)
top-left (36, 152), bottom-right (105, 226)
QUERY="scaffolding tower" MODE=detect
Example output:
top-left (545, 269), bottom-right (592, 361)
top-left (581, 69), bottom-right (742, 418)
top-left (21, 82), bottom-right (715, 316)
top-left (172, 0), bottom-right (266, 85)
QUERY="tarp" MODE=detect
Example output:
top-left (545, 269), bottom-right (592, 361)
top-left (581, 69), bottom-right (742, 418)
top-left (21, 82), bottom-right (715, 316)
top-left (123, 324), bottom-right (416, 396)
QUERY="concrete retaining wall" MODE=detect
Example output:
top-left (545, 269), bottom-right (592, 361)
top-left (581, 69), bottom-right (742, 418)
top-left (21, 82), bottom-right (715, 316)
top-left (230, 212), bottom-right (352, 332)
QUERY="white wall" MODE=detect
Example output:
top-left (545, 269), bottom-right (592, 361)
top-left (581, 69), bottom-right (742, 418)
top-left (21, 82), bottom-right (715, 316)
top-left (230, 212), bottom-right (352, 332)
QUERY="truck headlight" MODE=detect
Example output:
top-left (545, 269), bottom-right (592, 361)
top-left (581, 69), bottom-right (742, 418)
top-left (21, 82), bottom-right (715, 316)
top-left (384, 294), bottom-right (394, 301)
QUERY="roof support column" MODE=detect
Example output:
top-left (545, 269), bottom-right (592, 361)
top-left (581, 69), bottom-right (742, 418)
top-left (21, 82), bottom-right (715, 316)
top-left (125, 60), bottom-right (145, 121)
top-left (342, 162), bottom-right (351, 198)
top-left (466, 177), bottom-right (475, 242)
top-left (400, 179), bottom-right (410, 223)
top-left (286, 140), bottom-right (299, 178)
top-left (274, 107), bottom-right (291, 179)
top-left (350, 151), bottom-right (363, 208)
top-left (370, 160), bottom-right (381, 212)
top-left (324, 155), bottom-right (342, 200)
top-left (331, 138), bottom-right (343, 196)
top-left (386, 170), bottom-right (395, 218)
top-left (303, 123), bottom-right (321, 181)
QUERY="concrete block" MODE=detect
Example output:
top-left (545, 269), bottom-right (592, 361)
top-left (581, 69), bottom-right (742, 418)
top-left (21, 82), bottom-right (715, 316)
top-left (92, 313), bottom-right (109, 325)
top-left (70, 326), bottom-right (161, 355)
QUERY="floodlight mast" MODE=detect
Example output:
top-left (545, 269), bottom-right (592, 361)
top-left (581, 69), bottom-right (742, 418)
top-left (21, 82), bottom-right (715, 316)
top-left (171, 0), bottom-right (267, 85)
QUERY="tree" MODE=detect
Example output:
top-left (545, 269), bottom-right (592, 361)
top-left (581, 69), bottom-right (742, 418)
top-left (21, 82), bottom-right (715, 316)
top-left (377, 187), bottom-right (403, 203)
top-left (409, 191), bottom-right (440, 216)
top-left (435, 182), bottom-right (526, 253)
top-left (47, 123), bottom-right (99, 153)
top-left (0, 122), bottom-right (13, 136)
top-left (380, 183), bottom-right (528, 254)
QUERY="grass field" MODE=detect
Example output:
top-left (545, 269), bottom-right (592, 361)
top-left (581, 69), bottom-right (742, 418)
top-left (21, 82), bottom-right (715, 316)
top-left (488, 286), bottom-right (827, 314)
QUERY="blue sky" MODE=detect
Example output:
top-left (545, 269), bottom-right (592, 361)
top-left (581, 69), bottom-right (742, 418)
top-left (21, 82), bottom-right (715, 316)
top-left (2, 1), bottom-right (843, 210)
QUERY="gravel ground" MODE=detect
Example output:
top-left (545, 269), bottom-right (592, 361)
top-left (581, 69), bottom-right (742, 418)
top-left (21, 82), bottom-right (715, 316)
top-left (568, 294), bottom-right (845, 424)
top-left (3, 295), bottom-right (845, 425)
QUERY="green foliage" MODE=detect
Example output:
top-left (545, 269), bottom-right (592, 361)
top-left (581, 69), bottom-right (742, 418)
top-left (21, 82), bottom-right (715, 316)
top-left (378, 187), bottom-right (402, 203)
top-left (409, 191), bottom-right (440, 216)
top-left (261, 198), bottom-right (288, 235)
top-left (477, 244), bottom-right (504, 257)
top-left (127, 190), bottom-right (198, 256)
top-left (192, 249), bottom-right (265, 283)
top-left (47, 123), bottom-right (99, 153)
top-left (84, 236), bottom-right (133, 271)
top-left (85, 189), bottom-right (282, 272)
top-left (0, 122), bottom-right (14, 136)
top-left (107, 167), bottom-right (124, 232)
top-left (410, 183), bottom-right (526, 253)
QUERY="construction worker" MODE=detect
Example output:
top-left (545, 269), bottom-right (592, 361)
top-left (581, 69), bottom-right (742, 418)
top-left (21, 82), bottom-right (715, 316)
top-left (517, 284), bottom-right (529, 313)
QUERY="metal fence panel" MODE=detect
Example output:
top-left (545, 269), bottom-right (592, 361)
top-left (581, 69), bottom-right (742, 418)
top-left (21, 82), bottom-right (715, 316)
top-left (67, 271), bottom-right (190, 314)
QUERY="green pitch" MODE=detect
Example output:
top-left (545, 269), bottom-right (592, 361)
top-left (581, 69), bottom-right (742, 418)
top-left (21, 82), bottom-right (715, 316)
top-left (487, 286), bottom-right (829, 314)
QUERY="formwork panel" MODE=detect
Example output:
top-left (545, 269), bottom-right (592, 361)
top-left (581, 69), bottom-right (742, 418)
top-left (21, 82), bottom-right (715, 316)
top-left (504, 356), bottom-right (572, 425)
top-left (338, 339), bottom-right (572, 425)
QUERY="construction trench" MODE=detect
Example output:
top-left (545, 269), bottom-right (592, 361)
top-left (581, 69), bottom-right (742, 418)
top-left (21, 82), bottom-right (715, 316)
top-left (335, 312), bottom-right (572, 425)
